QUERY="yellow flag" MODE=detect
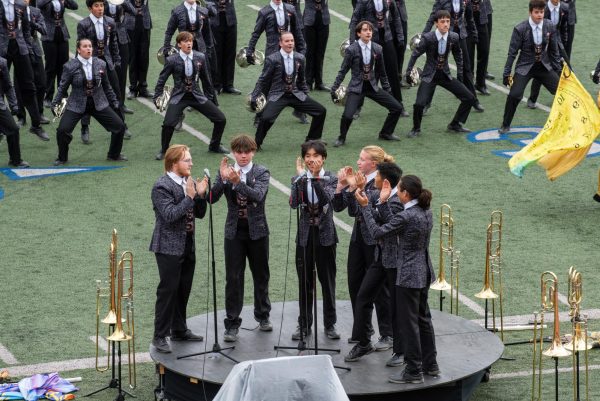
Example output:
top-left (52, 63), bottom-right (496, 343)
top-left (508, 65), bottom-right (600, 180)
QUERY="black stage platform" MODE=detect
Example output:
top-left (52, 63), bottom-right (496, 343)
top-left (150, 301), bottom-right (503, 401)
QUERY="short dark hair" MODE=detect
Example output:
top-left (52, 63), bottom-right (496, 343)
top-left (301, 140), bottom-right (327, 159)
top-left (434, 10), bottom-right (451, 21)
top-left (529, 0), bottom-right (547, 11)
top-left (76, 37), bottom-right (92, 49)
top-left (399, 175), bottom-right (432, 210)
top-left (176, 31), bottom-right (194, 44)
top-left (230, 134), bottom-right (257, 153)
top-left (376, 162), bottom-right (402, 188)
top-left (86, 0), bottom-right (103, 8)
top-left (355, 20), bottom-right (374, 35)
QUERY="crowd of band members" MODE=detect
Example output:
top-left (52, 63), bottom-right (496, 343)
top-left (0, 0), bottom-right (591, 168)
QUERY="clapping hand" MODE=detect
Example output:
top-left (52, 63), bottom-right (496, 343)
top-left (185, 177), bottom-right (197, 199)
top-left (195, 176), bottom-right (209, 198)
top-left (379, 179), bottom-right (392, 203)
top-left (227, 166), bottom-right (241, 185)
top-left (296, 156), bottom-right (305, 176)
top-left (219, 157), bottom-right (230, 179)
top-left (354, 189), bottom-right (369, 207)
top-left (354, 172), bottom-right (366, 191)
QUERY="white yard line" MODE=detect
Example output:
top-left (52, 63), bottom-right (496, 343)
top-left (470, 308), bottom-right (600, 327)
top-left (88, 335), bottom-right (110, 352)
top-left (0, 342), bottom-right (19, 365)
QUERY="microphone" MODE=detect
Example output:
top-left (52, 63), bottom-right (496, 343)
top-left (203, 168), bottom-right (211, 179)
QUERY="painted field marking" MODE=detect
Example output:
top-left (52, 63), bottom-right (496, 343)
top-left (0, 342), bottom-right (19, 365)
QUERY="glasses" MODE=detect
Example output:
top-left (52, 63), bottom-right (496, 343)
top-left (181, 158), bottom-right (193, 164)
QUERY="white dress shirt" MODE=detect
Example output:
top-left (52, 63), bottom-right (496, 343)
top-left (435, 29), bottom-right (448, 54)
top-left (270, 1), bottom-right (284, 26)
top-left (184, 1), bottom-right (197, 24)
top-left (179, 50), bottom-right (193, 76)
top-left (167, 171), bottom-right (187, 194)
top-left (52, 0), bottom-right (61, 12)
top-left (234, 162), bottom-right (253, 184)
top-left (548, 2), bottom-right (560, 25)
top-left (77, 55), bottom-right (93, 80)
top-left (373, 0), bottom-right (383, 12)
top-left (306, 168), bottom-right (325, 204)
top-left (108, 3), bottom-right (117, 15)
top-left (3, 0), bottom-right (15, 22)
top-left (403, 198), bottom-right (418, 210)
top-left (529, 17), bottom-right (544, 45)
top-left (452, 0), bottom-right (460, 13)
top-left (90, 14), bottom-right (105, 40)
top-left (280, 49), bottom-right (294, 74)
top-left (360, 40), bottom-right (371, 64)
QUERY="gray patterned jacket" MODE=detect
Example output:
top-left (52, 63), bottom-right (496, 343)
top-left (303, 0), bottom-right (329, 26)
top-left (164, 3), bottom-right (213, 53)
top-left (290, 171), bottom-right (338, 247)
top-left (38, 0), bottom-right (78, 42)
top-left (247, 3), bottom-right (306, 57)
top-left (332, 40), bottom-right (390, 95)
top-left (27, 6), bottom-right (46, 58)
top-left (0, 0), bottom-right (32, 57)
top-left (0, 56), bottom-right (17, 111)
top-left (104, 0), bottom-right (135, 45)
top-left (350, 0), bottom-right (403, 44)
top-left (123, 0), bottom-right (152, 31)
top-left (207, 0), bottom-right (236, 27)
top-left (150, 175), bottom-right (207, 256)
top-left (251, 51), bottom-right (309, 102)
top-left (77, 15), bottom-right (121, 71)
top-left (423, 0), bottom-right (477, 41)
top-left (210, 164), bottom-right (270, 240)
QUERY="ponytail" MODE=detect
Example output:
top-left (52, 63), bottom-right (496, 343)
top-left (399, 175), bottom-right (432, 210)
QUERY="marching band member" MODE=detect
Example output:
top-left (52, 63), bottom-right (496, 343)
top-left (331, 21), bottom-right (403, 147)
top-left (208, 0), bottom-right (241, 94)
top-left (210, 135), bottom-right (272, 342)
top-left (303, 0), bottom-right (330, 91)
top-left (466, 0), bottom-right (493, 96)
top-left (1, 55), bottom-right (28, 167)
top-left (51, 38), bottom-right (127, 165)
top-left (153, 31), bottom-right (228, 159)
top-left (249, 32), bottom-right (326, 150)
top-left (163, 0), bottom-right (214, 65)
top-left (124, 0), bottom-right (153, 99)
top-left (290, 140), bottom-right (340, 341)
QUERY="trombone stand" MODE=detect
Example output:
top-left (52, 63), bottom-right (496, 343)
top-left (177, 184), bottom-right (238, 364)
top-left (482, 300), bottom-right (515, 361)
top-left (84, 325), bottom-right (135, 399)
top-left (438, 291), bottom-right (445, 312)
top-left (553, 357), bottom-right (559, 401)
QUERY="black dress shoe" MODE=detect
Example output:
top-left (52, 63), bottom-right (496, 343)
top-left (223, 86), bottom-right (242, 95)
top-left (155, 151), bottom-right (165, 160)
top-left (407, 129), bottom-right (421, 138)
top-left (399, 109), bottom-right (410, 117)
top-left (208, 145), bottom-right (229, 154)
top-left (315, 84), bottom-right (331, 92)
top-left (485, 72), bottom-right (495, 80)
top-left (593, 193), bottom-right (600, 203)
top-left (476, 85), bottom-right (490, 96)
top-left (473, 101), bottom-right (485, 112)
top-left (379, 133), bottom-right (400, 141)
top-left (8, 160), bottom-right (30, 168)
top-left (333, 137), bottom-right (346, 147)
top-left (292, 110), bottom-right (309, 124)
top-left (16, 118), bottom-right (26, 128)
top-left (137, 89), bottom-right (154, 98)
top-left (526, 98), bottom-right (537, 109)
top-left (81, 126), bottom-right (90, 144)
top-left (447, 123), bottom-right (471, 133)
top-left (171, 329), bottom-right (203, 341)
top-left (152, 337), bottom-right (171, 353)
top-left (498, 126), bottom-right (511, 134)
top-left (30, 126), bottom-right (49, 141)
top-left (107, 153), bottom-right (128, 161)
top-left (126, 90), bottom-right (137, 100)
top-left (53, 159), bottom-right (67, 166)
top-left (122, 105), bottom-right (135, 114)
top-left (39, 115), bottom-right (51, 124)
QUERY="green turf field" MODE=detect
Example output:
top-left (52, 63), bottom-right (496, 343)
top-left (1, 0), bottom-right (600, 399)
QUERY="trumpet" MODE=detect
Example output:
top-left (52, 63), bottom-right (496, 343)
top-left (155, 85), bottom-right (173, 113)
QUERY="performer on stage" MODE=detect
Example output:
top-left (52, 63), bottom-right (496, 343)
top-left (150, 144), bottom-right (208, 354)
top-left (303, 0), bottom-right (330, 91)
top-left (356, 174), bottom-right (439, 384)
top-left (290, 140), bottom-right (340, 341)
top-left (405, 10), bottom-right (475, 138)
top-left (249, 32), bottom-right (326, 150)
top-left (15, 0), bottom-right (49, 130)
top-left (209, 0), bottom-right (241, 94)
top-left (0, 0), bottom-right (48, 141)
top-left (124, 0), bottom-right (152, 99)
top-left (332, 146), bottom-right (394, 348)
top-left (1, 55), bottom-right (28, 167)
top-left (154, 31), bottom-right (228, 159)
top-left (210, 135), bottom-right (272, 342)
top-left (498, 0), bottom-right (561, 135)
top-left (51, 38), bottom-right (127, 165)
top-left (331, 21), bottom-right (403, 147)
top-left (38, 0), bottom-right (78, 108)
top-left (467, 0), bottom-right (492, 95)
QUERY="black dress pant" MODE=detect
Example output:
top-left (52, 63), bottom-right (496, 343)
top-left (565, 24), bottom-right (575, 59)
top-left (340, 83), bottom-right (402, 140)
top-left (394, 20), bottom-right (408, 79)
top-left (42, 29), bottom-right (69, 101)
top-left (352, 261), bottom-right (394, 345)
top-left (213, 15), bottom-right (237, 90)
top-left (0, 108), bottom-right (22, 164)
top-left (304, 13), bottom-right (329, 87)
top-left (161, 93), bottom-right (226, 152)
top-left (380, 38), bottom-right (402, 103)
top-left (255, 93), bottom-right (326, 147)
top-left (154, 235), bottom-right (196, 339)
top-left (224, 226), bottom-right (271, 330)
top-left (396, 286), bottom-right (437, 375)
top-left (6, 41), bottom-right (42, 127)
top-left (128, 16), bottom-right (150, 92)
top-left (458, 37), bottom-right (477, 98)
top-left (56, 98), bottom-right (125, 161)
top-left (116, 43), bottom-right (130, 106)
top-left (413, 72), bottom-right (474, 130)
top-left (467, 19), bottom-right (490, 88)
top-left (15, 54), bottom-right (46, 122)
top-left (296, 227), bottom-right (337, 330)
top-left (502, 64), bottom-right (559, 127)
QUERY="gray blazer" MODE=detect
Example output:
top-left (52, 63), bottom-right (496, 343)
top-left (470, 0), bottom-right (489, 25)
top-left (503, 19), bottom-right (561, 78)
top-left (52, 57), bottom-right (119, 113)
top-left (164, 3), bottom-right (213, 53)
top-left (207, 0), bottom-right (236, 27)
top-left (149, 175), bottom-right (207, 256)
top-left (332, 40), bottom-right (390, 95)
top-left (28, 6), bottom-right (46, 58)
top-left (104, 0), bottom-right (135, 45)
top-left (423, 0), bottom-right (477, 41)
top-left (542, 3), bottom-right (570, 47)
top-left (362, 203), bottom-right (435, 288)
top-left (0, 0), bottom-right (32, 57)
top-left (251, 51), bottom-right (309, 102)
top-left (290, 171), bottom-right (338, 247)
top-left (332, 179), bottom-right (377, 244)
top-left (283, 0), bottom-right (302, 26)
top-left (394, 0), bottom-right (407, 22)
top-left (0, 56), bottom-right (17, 111)
top-left (154, 50), bottom-right (216, 106)
top-left (210, 164), bottom-right (270, 241)
top-left (405, 30), bottom-right (463, 83)
top-left (303, 0), bottom-right (329, 27)
top-left (562, 0), bottom-right (575, 25)
top-left (247, 3), bottom-right (306, 57)
top-left (350, 0), bottom-right (403, 44)
top-left (38, 0), bottom-right (78, 42)
top-left (77, 15), bottom-right (121, 70)
top-left (123, 0), bottom-right (152, 31)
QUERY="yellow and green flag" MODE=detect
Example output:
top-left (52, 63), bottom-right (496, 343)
top-left (508, 65), bottom-right (600, 180)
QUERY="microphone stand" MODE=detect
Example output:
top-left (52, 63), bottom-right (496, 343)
top-left (178, 175), bottom-right (238, 363)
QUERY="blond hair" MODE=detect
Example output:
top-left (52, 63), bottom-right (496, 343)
top-left (362, 145), bottom-right (394, 164)
top-left (164, 144), bottom-right (189, 172)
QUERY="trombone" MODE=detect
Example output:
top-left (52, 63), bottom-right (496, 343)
top-left (430, 204), bottom-right (460, 315)
top-left (475, 211), bottom-right (503, 340)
